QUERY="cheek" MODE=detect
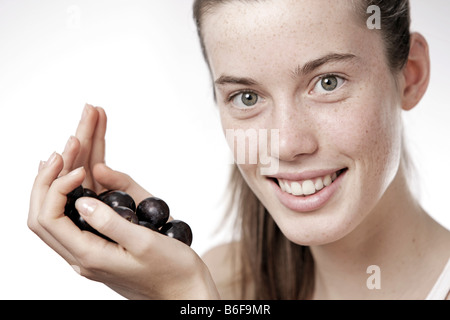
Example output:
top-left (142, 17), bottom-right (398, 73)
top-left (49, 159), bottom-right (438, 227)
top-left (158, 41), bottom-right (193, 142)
top-left (220, 107), bottom-right (269, 166)
top-left (327, 93), bottom-right (402, 188)
top-left (219, 110), bottom-right (272, 200)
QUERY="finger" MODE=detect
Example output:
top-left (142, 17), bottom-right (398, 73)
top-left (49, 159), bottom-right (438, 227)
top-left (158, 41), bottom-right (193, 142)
top-left (60, 136), bottom-right (81, 176)
top-left (73, 104), bottom-right (99, 176)
top-left (40, 166), bottom-right (86, 222)
top-left (90, 106), bottom-right (107, 166)
top-left (29, 152), bottom-right (63, 225)
top-left (89, 107), bottom-right (107, 191)
top-left (37, 166), bottom-right (92, 260)
top-left (75, 197), bottom-right (157, 253)
top-left (28, 153), bottom-right (78, 264)
top-left (93, 163), bottom-right (152, 203)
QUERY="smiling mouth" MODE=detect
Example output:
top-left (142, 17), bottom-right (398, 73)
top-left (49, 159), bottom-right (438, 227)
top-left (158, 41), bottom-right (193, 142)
top-left (271, 168), bottom-right (347, 197)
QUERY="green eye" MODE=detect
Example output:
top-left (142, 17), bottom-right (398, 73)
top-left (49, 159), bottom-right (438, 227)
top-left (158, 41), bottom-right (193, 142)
top-left (321, 76), bottom-right (338, 91)
top-left (241, 92), bottom-right (258, 106)
top-left (232, 92), bottom-right (259, 108)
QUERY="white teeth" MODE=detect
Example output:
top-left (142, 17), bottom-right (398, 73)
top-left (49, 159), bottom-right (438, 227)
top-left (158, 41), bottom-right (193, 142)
top-left (291, 182), bottom-right (303, 196)
top-left (279, 180), bottom-right (286, 192)
top-left (314, 178), bottom-right (324, 191)
top-left (323, 175), bottom-right (332, 187)
top-left (331, 172), bottom-right (337, 181)
top-left (284, 181), bottom-right (292, 193)
top-left (302, 180), bottom-right (315, 195)
top-left (277, 170), bottom-right (342, 197)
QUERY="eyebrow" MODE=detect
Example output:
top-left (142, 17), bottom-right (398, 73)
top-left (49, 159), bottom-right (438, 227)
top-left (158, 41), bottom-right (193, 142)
top-left (293, 53), bottom-right (357, 77)
top-left (214, 75), bottom-right (260, 87)
top-left (214, 53), bottom-right (358, 87)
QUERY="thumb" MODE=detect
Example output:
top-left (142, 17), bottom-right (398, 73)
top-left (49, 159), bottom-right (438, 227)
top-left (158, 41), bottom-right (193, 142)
top-left (75, 197), bottom-right (155, 250)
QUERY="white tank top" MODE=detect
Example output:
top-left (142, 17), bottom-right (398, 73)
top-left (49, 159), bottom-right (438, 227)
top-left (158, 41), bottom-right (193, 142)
top-left (426, 258), bottom-right (450, 300)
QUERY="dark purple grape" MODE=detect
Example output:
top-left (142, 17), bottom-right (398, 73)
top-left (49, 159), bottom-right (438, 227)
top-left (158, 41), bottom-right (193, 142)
top-left (113, 206), bottom-right (139, 224)
top-left (64, 186), bottom-right (110, 241)
top-left (65, 187), bottom-right (96, 229)
top-left (72, 213), bottom-right (96, 234)
top-left (66, 185), bottom-right (84, 205)
top-left (98, 190), bottom-right (136, 211)
top-left (138, 220), bottom-right (156, 230)
top-left (159, 220), bottom-right (192, 247)
top-left (136, 197), bottom-right (170, 231)
top-left (98, 189), bottom-right (112, 198)
top-left (83, 188), bottom-right (97, 198)
top-left (64, 185), bottom-right (84, 221)
top-left (64, 203), bottom-right (81, 226)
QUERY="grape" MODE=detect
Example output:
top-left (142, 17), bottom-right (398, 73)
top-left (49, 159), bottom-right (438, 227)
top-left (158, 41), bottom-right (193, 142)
top-left (136, 197), bottom-right (170, 231)
top-left (83, 188), bottom-right (97, 198)
top-left (159, 220), bottom-right (193, 246)
top-left (113, 206), bottom-right (139, 224)
top-left (66, 185), bottom-right (84, 204)
top-left (64, 185), bottom-right (109, 240)
top-left (64, 185), bottom-right (84, 225)
top-left (138, 220), bottom-right (155, 230)
top-left (98, 190), bottom-right (136, 211)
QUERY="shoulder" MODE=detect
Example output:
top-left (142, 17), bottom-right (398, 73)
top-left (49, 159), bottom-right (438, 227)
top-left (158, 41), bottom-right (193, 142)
top-left (202, 241), bottom-right (246, 299)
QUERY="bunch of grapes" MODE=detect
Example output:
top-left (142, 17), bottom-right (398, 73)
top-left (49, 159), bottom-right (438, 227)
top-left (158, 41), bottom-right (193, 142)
top-left (64, 186), bottom-right (192, 246)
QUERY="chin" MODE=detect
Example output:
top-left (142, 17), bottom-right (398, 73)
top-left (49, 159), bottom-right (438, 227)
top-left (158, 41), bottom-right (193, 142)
top-left (264, 195), bottom-right (365, 247)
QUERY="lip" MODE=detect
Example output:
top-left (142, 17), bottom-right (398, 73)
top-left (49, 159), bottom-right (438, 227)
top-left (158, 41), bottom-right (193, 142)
top-left (268, 168), bottom-right (347, 213)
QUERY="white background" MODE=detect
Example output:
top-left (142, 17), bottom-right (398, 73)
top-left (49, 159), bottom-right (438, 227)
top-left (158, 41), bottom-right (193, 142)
top-left (0, 0), bottom-right (448, 299)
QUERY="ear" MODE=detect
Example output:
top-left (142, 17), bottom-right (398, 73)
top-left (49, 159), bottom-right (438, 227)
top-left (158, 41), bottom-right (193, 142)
top-left (400, 32), bottom-right (431, 111)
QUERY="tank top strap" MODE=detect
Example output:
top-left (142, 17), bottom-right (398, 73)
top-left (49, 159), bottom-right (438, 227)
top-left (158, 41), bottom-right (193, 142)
top-left (426, 257), bottom-right (450, 300)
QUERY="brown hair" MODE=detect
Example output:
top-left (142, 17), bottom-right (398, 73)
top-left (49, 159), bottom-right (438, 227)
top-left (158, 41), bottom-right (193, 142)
top-left (193, 0), bottom-right (411, 299)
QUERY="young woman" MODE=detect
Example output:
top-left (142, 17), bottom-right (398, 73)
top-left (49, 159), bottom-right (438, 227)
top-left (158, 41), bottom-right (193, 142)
top-left (28, 0), bottom-right (450, 299)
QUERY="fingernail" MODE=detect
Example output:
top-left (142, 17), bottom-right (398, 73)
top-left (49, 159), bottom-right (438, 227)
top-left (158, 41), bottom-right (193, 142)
top-left (45, 152), bottom-right (57, 167)
top-left (77, 197), bottom-right (97, 216)
top-left (63, 136), bottom-right (75, 153)
top-left (38, 160), bottom-right (46, 172)
top-left (71, 265), bottom-right (81, 275)
top-left (82, 103), bottom-right (92, 119)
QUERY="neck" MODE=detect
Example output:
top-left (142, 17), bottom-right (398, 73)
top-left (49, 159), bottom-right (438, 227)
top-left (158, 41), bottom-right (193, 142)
top-left (309, 164), bottom-right (446, 299)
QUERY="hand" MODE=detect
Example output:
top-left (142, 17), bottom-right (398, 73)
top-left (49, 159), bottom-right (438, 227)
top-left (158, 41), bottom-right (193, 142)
top-left (27, 105), bottom-right (220, 299)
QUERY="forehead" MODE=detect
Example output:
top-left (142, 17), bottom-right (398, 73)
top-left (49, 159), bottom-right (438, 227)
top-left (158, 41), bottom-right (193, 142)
top-left (202, 0), bottom-right (382, 77)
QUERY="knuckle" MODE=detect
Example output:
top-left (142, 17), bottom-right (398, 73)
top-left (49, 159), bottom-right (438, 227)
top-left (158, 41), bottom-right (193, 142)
top-left (133, 230), bottom-right (156, 257)
top-left (134, 240), bottom-right (152, 258)
top-left (70, 264), bottom-right (98, 282)
top-left (36, 211), bottom-right (50, 229)
top-left (79, 268), bottom-right (98, 282)
top-left (78, 266), bottom-right (99, 282)
top-left (27, 216), bottom-right (40, 233)
top-left (77, 249), bottom-right (101, 272)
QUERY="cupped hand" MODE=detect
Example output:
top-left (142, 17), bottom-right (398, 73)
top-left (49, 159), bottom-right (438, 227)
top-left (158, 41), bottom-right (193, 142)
top-left (28, 105), bottom-right (220, 299)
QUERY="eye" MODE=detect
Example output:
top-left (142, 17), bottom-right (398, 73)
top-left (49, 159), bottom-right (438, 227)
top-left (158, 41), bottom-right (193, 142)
top-left (231, 91), bottom-right (260, 109)
top-left (312, 75), bottom-right (345, 94)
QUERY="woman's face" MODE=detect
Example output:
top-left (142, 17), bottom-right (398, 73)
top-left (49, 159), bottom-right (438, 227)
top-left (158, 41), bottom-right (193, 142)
top-left (202, 0), bottom-right (404, 245)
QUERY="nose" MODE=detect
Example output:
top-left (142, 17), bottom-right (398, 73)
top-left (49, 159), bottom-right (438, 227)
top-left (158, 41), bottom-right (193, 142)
top-left (273, 107), bottom-right (319, 162)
